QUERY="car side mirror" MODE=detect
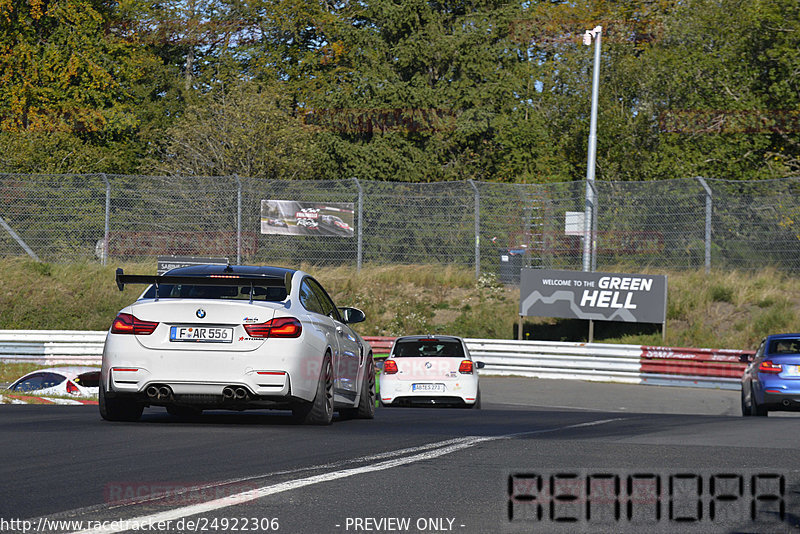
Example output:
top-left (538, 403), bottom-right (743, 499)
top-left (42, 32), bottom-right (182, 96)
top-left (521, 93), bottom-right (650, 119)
top-left (339, 307), bottom-right (366, 324)
top-left (476, 361), bottom-right (485, 369)
top-left (374, 358), bottom-right (385, 371)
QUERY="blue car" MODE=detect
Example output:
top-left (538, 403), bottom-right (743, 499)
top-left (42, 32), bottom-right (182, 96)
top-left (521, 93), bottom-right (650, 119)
top-left (741, 333), bottom-right (800, 416)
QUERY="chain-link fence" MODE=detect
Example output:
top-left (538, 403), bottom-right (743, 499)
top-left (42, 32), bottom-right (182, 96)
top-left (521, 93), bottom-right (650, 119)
top-left (1, 174), bottom-right (799, 279)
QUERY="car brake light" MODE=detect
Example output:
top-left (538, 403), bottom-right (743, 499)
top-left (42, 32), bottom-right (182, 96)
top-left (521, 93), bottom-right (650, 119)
top-left (66, 381), bottom-right (80, 395)
top-left (459, 360), bottom-right (474, 374)
top-left (759, 360), bottom-right (783, 374)
top-left (111, 313), bottom-right (158, 335)
top-left (383, 360), bottom-right (398, 374)
top-left (243, 317), bottom-right (302, 339)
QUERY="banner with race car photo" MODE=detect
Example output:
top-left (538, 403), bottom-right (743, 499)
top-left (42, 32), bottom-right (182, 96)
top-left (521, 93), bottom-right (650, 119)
top-left (260, 200), bottom-right (356, 237)
top-left (520, 268), bottom-right (668, 324)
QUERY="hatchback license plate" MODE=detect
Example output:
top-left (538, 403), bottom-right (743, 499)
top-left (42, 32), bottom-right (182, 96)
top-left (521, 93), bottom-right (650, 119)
top-left (170, 326), bottom-right (233, 343)
top-left (412, 383), bottom-right (445, 392)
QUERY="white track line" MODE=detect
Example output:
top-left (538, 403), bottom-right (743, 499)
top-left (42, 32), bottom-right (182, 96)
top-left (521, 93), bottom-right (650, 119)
top-left (70, 418), bottom-right (624, 534)
top-left (66, 436), bottom-right (498, 513)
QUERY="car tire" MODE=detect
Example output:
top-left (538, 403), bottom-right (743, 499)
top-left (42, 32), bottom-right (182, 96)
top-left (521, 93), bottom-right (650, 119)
top-left (741, 384), bottom-right (753, 416)
top-left (166, 405), bottom-right (202, 418)
top-left (292, 353), bottom-right (334, 425)
top-left (751, 384), bottom-right (768, 416)
top-left (99, 382), bottom-right (143, 422)
top-left (471, 388), bottom-right (482, 410)
top-left (341, 356), bottom-right (376, 420)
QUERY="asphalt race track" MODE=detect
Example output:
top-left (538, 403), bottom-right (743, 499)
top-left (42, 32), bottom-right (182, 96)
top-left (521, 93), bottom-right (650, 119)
top-left (3, 377), bottom-right (800, 534)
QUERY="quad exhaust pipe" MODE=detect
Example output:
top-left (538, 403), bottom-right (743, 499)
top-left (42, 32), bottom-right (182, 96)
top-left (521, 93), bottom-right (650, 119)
top-left (222, 386), bottom-right (249, 400)
top-left (148, 384), bottom-right (248, 401)
top-left (146, 385), bottom-right (173, 400)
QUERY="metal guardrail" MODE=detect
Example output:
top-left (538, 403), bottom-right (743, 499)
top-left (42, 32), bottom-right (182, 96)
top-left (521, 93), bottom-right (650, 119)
top-left (369, 336), bottom-right (749, 390)
top-left (0, 330), bottom-right (106, 364)
top-left (465, 338), bottom-right (644, 384)
top-left (0, 331), bottom-right (751, 390)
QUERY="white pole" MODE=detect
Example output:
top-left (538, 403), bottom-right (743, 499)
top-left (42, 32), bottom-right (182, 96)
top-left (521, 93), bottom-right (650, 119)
top-left (582, 26), bottom-right (602, 272)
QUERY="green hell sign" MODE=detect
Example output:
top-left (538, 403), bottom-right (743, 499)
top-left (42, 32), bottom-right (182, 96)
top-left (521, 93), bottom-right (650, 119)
top-left (520, 268), bottom-right (668, 324)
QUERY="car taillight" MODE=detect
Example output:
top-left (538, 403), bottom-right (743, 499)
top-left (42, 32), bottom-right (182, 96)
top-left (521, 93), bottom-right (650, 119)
top-left (459, 360), bottom-right (474, 374)
top-left (243, 317), bottom-right (302, 339)
top-left (111, 313), bottom-right (159, 335)
top-left (759, 360), bottom-right (783, 374)
top-left (66, 381), bottom-right (79, 395)
top-left (383, 360), bottom-right (398, 374)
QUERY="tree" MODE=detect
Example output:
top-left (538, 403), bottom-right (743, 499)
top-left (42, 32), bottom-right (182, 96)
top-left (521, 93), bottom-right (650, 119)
top-left (0, 0), bottom-right (171, 173)
top-left (147, 82), bottom-right (318, 179)
top-left (603, 0), bottom-right (800, 180)
top-left (303, 0), bottom-right (530, 182)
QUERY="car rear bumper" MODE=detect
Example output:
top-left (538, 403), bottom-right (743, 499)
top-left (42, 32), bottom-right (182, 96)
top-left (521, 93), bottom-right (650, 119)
top-left (761, 390), bottom-right (800, 410)
top-left (383, 396), bottom-right (475, 407)
top-left (378, 377), bottom-right (478, 406)
top-left (102, 334), bottom-right (322, 403)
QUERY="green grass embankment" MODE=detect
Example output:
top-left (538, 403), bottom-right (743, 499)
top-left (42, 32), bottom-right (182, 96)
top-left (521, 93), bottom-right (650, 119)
top-left (1, 258), bottom-right (798, 353)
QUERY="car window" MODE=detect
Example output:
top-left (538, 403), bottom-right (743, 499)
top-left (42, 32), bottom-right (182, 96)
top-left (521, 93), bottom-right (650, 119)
top-left (306, 278), bottom-right (342, 322)
top-left (769, 339), bottom-right (800, 354)
top-left (12, 372), bottom-right (65, 392)
top-left (394, 340), bottom-right (464, 358)
top-left (299, 280), bottom-right (325, 315)
top-left (142, 284), bottom-right (287, 301)
top-left (75, 371), bottom-right (100, 388)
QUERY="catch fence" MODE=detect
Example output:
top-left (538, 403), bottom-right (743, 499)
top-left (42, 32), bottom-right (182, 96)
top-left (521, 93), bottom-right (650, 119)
top-left (1, 174), bottom-right (799, 278)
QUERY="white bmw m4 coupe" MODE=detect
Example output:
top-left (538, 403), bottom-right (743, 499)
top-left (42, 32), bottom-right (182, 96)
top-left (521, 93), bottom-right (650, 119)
top-left (100, 264), bottom-right (375, 425)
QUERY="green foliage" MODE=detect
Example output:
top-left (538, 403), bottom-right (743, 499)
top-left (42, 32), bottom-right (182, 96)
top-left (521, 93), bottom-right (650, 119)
top-left (0, 0), bottom-right (799, 180)
top-left (0, 0), bottom-right (170, 173)
top-left (710, 284), bottom-right (735, 303)
top-left (751, 300), bottom-right (796, 339)
top-left (145, 83), bottom-right (319, 178)
top-left (0, 258), bottom-right (146, 330)
top-left (29, 261), bottom-right (52, 277)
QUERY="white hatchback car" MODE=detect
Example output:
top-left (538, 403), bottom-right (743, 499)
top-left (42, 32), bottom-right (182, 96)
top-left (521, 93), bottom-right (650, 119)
top-left (7, 366), bottom-right (100, 398)
top-left (379, 335), bottom-right (484, 408)
top-left (101, 264), bottom-right (375, 425)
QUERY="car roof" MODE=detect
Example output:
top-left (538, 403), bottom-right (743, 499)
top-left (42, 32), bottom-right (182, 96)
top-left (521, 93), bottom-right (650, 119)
top-left (166, 264), bottom-right (296, 278)
top-left (765, 333), bottom-right (800, 342)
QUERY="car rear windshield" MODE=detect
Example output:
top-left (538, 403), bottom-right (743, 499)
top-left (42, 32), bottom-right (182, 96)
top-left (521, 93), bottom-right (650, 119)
top-left (769, 339), bottom-right (800, 354)
top-left (393, 340), bottom-right (464, 358)
top-left (11, 372), bottom-right (65, 392)
top-left (75, 371), bottom-right (100, 388)
top-left (142, 284), bottom-right (287, 301)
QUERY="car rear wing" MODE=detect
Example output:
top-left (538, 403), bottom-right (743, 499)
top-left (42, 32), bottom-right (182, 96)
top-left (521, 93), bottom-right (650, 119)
top-left (115, 268), bottom-right (293, 302)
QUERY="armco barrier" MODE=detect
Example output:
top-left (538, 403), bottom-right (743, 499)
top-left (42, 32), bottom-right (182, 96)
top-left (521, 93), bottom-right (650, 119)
top-left (639, 346), bottom-right (749, 389)
top-left (465, 338), bottom-right (644, 384)
top-left (0, 330), bottom-right (106, 364)
top-left (0, 331), bottom-right (753, 390)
